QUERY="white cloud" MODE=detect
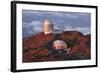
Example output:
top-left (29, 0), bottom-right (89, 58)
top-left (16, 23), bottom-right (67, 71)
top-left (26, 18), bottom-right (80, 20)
top-left (64, 26), bottom-right (90, 34)
top-left (29, 21), bottom-right (43, 27)
top-left (23, 20), bottom-right (44, 37)
top-left (27, 30), bottom-right (34, 34)
top-left (33, 26), bottom-right (43, 32)
top-left (64, 13), bottom-right (78, 19)
top-left (54, 25), bottom-right (60, 30)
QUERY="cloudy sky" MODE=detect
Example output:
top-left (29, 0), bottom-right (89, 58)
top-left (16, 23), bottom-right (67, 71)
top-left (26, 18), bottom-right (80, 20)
top-left (22, 10), bottom-right (91, 38)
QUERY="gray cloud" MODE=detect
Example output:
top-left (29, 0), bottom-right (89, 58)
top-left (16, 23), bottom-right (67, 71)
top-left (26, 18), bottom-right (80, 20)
top-left (23, 20), bottom-right (44, 37)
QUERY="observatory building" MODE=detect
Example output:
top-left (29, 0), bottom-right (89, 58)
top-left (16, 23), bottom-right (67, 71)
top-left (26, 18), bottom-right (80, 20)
top-left (44, 18), bottom-right (53, 35)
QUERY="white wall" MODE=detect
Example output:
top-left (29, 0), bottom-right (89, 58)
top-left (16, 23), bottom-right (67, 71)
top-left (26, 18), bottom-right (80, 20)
top-left (0, 0), bottom-right (99, 73)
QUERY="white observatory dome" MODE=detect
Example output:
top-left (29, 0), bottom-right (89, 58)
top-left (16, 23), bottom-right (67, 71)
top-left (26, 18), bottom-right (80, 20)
top-left (53, 40), bottom-right (67, 50)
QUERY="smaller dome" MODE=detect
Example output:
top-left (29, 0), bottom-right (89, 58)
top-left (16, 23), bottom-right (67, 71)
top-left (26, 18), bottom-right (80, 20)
top-left (53, 40), bottom-right (67, 50)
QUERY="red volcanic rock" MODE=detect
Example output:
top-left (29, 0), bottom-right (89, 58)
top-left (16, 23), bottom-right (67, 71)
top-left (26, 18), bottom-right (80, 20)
top-left (38, 48), bottom-right (48, 56)
top-left (23, 32), bottom-right (55, 49)
top-left (23, 31), bottom-right (91, 62)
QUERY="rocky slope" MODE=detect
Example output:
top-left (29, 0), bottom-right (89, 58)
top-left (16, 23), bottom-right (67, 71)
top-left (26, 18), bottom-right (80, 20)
top-left (23, 31), bottom-right (91, 62)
